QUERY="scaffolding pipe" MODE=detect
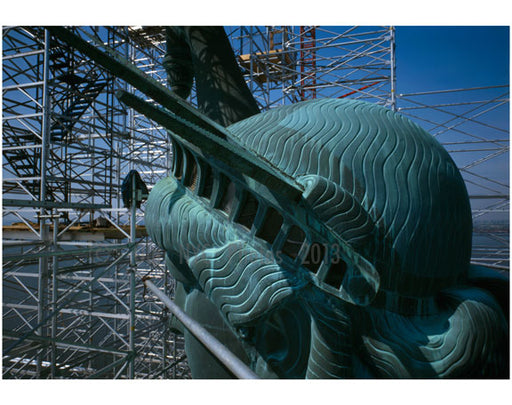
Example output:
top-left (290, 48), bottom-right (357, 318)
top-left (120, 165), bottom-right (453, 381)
top-left (143, 279), bottom-right (259, 379)
top-left (36, 28), bottom-right (52, 378)
top-left (3, 247), bottom-right (134, 356)
top-left (51, 210), bottom-right (59, 378)
top-left (389, 26), bottom-right (397, 111)
top-left (128, 176), bottom-right (137, 379)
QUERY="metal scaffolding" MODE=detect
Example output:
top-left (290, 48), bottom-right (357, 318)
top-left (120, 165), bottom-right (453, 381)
top-left (2, 26), bottom-right (189, 379)
top-left (2, 25), bottom-right (509, 379)
top-left (398, 85), bottom-right (509, 270)
top-left (227, 26), bottom-right (396, 110)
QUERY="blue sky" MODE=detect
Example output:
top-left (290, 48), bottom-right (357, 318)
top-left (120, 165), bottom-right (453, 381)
top-left (392, 26), bottom-right (509, 137)
top-left (391, 26), bottom-right (509, 223)
top-left (395, 26), bottom-right (509, 93)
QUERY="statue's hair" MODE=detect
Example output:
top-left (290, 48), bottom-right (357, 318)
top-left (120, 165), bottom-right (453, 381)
top-left (228, 99), bottom-right (473, 299)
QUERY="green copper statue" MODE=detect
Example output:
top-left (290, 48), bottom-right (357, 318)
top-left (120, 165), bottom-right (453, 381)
top-left (49, 26), bottom-right (509, 378)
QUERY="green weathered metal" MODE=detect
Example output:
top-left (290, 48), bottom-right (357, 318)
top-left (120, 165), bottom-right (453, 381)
top-left (163, 27), bottom-right (261, 126)
top-left (46, 26), bottom-right (509, 379)
top-left (147, 27), bottom-right (509, 379)
top-left (116, 89), bottom-right (302, 202)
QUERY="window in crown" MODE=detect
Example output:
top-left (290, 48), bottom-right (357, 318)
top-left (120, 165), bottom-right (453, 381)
top-left (324, 259), bottom-right (347, 290)
top-left (234, 191), bottom-right (259, 231)
top-left (302, 242), bottom-right (326, 274)
top-left (172, 142), bottom-right (184, 180)
top-left (183, 149), bottom-right (198, 191)
top-left (215, 173), bottom-right (237, 216)
top-left (198, 159), bottom-right (214, 200)
top-left (281, 225), bottom-right (306, 260)
top-left (256, 206), bottom-right (283, 245)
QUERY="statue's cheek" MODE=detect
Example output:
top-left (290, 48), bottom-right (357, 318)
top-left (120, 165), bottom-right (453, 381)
top-left (188, 240), bottom-right (305, 326)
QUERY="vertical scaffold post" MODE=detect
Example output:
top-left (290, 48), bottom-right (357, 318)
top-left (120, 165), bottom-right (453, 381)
top-left (50, 209), bottom-right (59, 378)
top-left (389, 26), bottom-right (397, 112)
top-left (37, 28), bottom-right (52, 378)
top-left (128, 173), bottom-right (137, 378)
top-left (299, 26), bottom-right (317, 101)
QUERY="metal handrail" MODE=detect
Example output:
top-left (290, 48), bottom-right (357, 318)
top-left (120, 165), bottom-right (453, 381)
top-left (143, 278), bottom-right (259, 379)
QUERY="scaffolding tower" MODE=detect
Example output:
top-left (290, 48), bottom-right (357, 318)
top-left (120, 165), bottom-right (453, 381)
top-left (3, 26), bottom-right (189, 379)
top-left (228, 26), bottom-right (397, 109)
top-left (398, 85), bottom-right (509, 270)
top-left (2, 25), bottom-right (509, 379)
